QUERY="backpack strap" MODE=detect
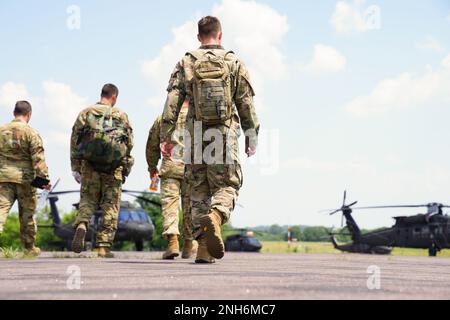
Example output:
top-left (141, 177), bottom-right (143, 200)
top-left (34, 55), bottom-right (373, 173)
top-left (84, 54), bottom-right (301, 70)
top-left (186, 50), bottom-right (204, 61)
top-left (187, 49), bottom-right (234, 61)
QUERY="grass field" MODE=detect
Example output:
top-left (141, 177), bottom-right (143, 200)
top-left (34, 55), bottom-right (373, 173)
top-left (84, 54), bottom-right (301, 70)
top-left (261, 241), bottom-right (450, 257)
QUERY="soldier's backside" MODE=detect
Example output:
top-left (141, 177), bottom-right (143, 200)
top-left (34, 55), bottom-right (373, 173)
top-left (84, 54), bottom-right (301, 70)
top-left (70, 84), bottom-right (134, 258)
top-left (0, 101), bottom-right (49, 256)
top-left (146, 106), bottom-right (196, 260)
top-left (160, 16), bottom-right (260, 263)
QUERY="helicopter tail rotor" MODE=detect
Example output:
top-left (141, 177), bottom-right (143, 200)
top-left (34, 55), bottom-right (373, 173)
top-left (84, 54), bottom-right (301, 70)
top-left (322, 191), bottom-right (358, 227)
top-left (327, 191), bottom-right (358, 215)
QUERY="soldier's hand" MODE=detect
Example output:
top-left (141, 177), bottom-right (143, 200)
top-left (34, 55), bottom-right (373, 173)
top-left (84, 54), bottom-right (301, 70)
top-left (161, 142), bottom-right (174, 160)
top-left (246, 146), bottom-right (257, 157)
top-left (72, 171), bottom-right (82, 184)
top-left (150, 169), bottom-right (159, 181)
top-left (245, 136), bottom-right (257, 158)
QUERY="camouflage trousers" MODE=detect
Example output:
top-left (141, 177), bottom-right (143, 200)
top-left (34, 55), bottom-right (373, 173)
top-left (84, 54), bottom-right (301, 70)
top-left (161, 177), bottom-right (192, 240)
top-left (185, 163), bottom-right (242, 237)
top-left (74, 165), bottom-right (122, 248)
top-left (0, 182), bottom-right (37, 246)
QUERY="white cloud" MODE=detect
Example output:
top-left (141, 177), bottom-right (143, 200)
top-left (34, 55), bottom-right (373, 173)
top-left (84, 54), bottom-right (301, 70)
top-left (141, 0), bottom-right (289, 110)
top-left (0, 80), bottom-right (87, 145)
top-left (0, 82), bottom-right (30, 109)
top-left (416, 36), bottom-right (445, 53)
top-left (330, 0), bottom-right (380, 35)
top-left (213, 0), bottom-right (289, 80)
top-left (346, 54), bottom-right (450, 117)
top-left (142, 21), bottom-right (198, 88)
top-left (283, 156), bottom-right (376, 176)
top-left (301, 44), bottom-right (346, 74)
top-left (41, 80), bottom-right (87, 129)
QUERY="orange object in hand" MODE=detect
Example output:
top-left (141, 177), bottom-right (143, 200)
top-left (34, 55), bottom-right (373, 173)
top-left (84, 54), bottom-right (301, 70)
top-left (149, 177), bottom-right (159, 192)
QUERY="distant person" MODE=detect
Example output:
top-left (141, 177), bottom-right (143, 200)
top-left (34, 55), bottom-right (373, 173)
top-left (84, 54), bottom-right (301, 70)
top-left (0, 101), bottom-right (51, 256)
top-left (70, 84), bottom-right (134, 258)
top-left (146, 103), bottom-right (197, 260)
top-left (160, 16), bottom-right (260, 263)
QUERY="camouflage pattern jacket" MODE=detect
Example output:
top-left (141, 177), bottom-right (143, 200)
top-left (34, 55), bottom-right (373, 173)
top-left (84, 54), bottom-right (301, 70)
top-left (161, 45), bottom-right (260, 151)
top-left (146, 107), bottom-right (188, 180)
top-left (70, 103), bottom-right (134, 177)
top-left (0, 119), bottom-right (49, 184)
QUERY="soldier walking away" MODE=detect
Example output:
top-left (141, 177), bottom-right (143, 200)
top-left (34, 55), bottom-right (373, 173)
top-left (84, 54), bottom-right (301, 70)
top-left (70, 84), bottom-right (134, 258)
top-left (0, 101), bottom-right (51, 257)
top-left (160, 16), bottom-right (260, 263)
top-left (146, 103), bottom-right (197, 260)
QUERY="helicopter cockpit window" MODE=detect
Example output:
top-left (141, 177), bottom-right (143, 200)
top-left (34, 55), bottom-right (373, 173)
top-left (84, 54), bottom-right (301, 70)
top-left (119, 210), bottom-right (150, 222)
top-left (427, 204), bottom-right (441, 216)
top-left (246, 237), bottom-right (261, 246)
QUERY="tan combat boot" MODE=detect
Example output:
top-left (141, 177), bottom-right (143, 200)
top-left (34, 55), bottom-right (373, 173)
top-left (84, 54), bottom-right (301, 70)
top-left (24, 245), bottom-right (41, 257)
top-left (72, 222), bottom-right (87, 254)
top-left (162, 234), bottom-right (180, 260)
top-left (199, 210), bottom-right (225, 259)
top-left (195, 237), bottom-right (215, 264)
top-left (95, 247), bottom-right (114, 258)
top-left (181, 239), bottom-right (198, 259)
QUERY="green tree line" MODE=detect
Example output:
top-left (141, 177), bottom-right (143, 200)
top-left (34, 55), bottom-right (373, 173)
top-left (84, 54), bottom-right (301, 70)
top-left (1, 194), bottom-right (365, 251)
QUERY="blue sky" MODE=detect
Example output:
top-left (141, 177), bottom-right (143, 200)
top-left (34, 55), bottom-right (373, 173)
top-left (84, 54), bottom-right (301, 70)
top-left (1, 0), bottom-right (450, 230)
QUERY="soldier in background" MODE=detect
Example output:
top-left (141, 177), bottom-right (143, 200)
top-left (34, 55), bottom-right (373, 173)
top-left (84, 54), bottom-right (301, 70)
top-left (160, 16), bottom-right (260, 263)
top-left (70, 84), bottom-right (134, 258)
top-left (0, 101), bottom-right (51, 256)
top-left (146, 103), bottom-right (197, 260)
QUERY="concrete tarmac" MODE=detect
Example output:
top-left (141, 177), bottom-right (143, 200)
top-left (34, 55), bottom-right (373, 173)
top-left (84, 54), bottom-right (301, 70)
top-left (1, 252), bottom-right (450, 300)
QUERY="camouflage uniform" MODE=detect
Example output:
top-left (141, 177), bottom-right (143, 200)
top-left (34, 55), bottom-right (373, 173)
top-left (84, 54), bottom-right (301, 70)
top-left (146, 107), bottom-right (193, 240)
top-left (0, 119), bottom-right (49, 246)
top-left (161, 45), bottom-right (259, 235)
top-left (71, 103), bottom-right (134, 248)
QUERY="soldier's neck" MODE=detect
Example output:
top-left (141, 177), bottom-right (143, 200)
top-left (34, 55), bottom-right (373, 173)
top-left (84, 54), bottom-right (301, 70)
top-left (99, 98), bottom-right (113, 107)
top-left (200, 38), bottom-right (221, 46)
top-left (14, 116), bottom-right (29, 123)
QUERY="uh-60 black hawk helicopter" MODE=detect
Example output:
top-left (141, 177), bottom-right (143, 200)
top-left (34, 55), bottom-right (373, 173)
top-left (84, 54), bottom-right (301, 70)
top-left (323, 191), bottom-right (450, 257)
top-left (39, 184), bottom-right (159, 251)
top-left (224, 228), bottom-right (263, 252)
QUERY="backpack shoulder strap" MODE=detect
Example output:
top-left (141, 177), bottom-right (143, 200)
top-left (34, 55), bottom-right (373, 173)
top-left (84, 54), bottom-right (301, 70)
top-left (186, 50), bottom-right (205, 61)
top-left (222, 50), bottom-right (235, 57)
top-left (187, 49), bottom-right (234, 61)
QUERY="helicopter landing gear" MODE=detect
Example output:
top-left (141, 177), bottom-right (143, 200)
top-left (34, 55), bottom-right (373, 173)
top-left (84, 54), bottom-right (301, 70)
top-left (135, 240), bottom-right (144, 252)
top-left (428, 243), bottom-right (438, 257)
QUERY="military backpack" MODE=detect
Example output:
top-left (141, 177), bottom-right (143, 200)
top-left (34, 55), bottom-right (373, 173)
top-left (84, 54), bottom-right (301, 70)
top-left (189, 50), bottom-right (234, 125)
top-left (75, 106), bottom-right (129, 173)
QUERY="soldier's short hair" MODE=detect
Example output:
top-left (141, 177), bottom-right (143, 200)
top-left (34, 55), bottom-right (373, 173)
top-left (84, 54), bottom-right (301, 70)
top-left (198, 16), bottom-right (222, 38)
top-left (14, 101), bottom-right (32, 116)
top-left (101, 83), bottom-right (119, 98)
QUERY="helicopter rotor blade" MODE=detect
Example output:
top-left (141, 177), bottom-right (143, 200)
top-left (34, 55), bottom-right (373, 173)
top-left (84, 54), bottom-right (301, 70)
top-left (49, 190), bottom-right (80, 196)
top-left (353, 205), bottom-right (429, 210)
top-left (347, 201), bottom-right (358, 207)
top-left (127, 194), bottom-right (161, 207)
top-left (328, 208), bottom-right (342, 216)
top-left (343, 190), bottom-right (347, 207)
top-left (122, 189), bottom-right (160, 196)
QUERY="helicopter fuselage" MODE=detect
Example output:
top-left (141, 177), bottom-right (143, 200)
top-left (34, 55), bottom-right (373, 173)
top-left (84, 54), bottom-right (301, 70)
top-left (335, 212), bottom-right (450, 256)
